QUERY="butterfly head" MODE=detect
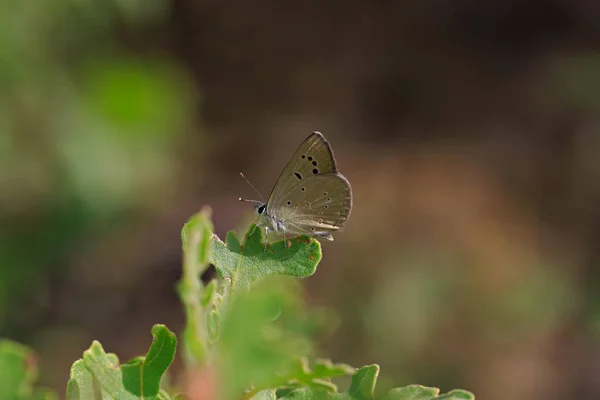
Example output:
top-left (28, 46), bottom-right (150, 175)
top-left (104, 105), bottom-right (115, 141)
top-left (255, 203), bottom-right (267, 216)
top-left (254, 203), bottom-right (274, 229)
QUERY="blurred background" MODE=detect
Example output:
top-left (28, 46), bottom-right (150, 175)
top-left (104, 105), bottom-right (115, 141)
top-left (2, 1), bottom-right (600, 399)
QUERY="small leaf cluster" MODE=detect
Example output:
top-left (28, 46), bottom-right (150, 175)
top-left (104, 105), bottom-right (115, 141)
top-left (0, 206), bottom-right (476, 399)
top-left (66, 324), bottom-right (176, 399)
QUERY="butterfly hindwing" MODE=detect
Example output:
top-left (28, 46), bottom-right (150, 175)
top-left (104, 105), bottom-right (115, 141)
top-left (269, 173), bottom-right (352, 236)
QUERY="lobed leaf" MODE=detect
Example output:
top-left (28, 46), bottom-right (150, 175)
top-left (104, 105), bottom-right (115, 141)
top-left (66, 360), bottom-right (95, 400)
top-left (283, 357), bottom-right (356, 392)
top-left (67, 325), bottom-right (176, 399)
top-left (280, 365), bottom-right (476, 400)
top-left (80, 341), bottom-right (137, 400)
top-left (121, 324), bottom-right (177, 397)
top-left (178, 206), bottom-right (214, 366)
top-left (348, 365), bottom-right (379, 399)
top-left (210, 224), bottom-right (321, 297)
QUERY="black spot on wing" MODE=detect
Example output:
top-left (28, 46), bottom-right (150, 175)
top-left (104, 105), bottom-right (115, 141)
top-left (294, 172), bottom-right (302, 180)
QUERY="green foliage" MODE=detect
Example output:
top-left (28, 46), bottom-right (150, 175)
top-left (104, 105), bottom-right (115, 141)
top-left (66, 324), bottom-right (176, 400)
top-left (178, 206), bottom-right (215, 367)
top-left (379, 386), bottom-right (474, 400)
top-left (121, 325), bottom-right (177, 397)
top-left (1, 206), bottom-right (476, 399)
top-left (282, 358), bottom-right (356, 392)
top-left (0, 340), bottom-right (56, 400)
top-left (210, 224), bottom-right (321, 296)
top-left (217, 277), bottom-right (320, 399)
top-left (279, 365), bottom-right (474, 400)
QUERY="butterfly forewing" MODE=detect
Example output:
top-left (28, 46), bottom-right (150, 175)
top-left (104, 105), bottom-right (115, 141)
top-left (267, 132), bottom-right (337, 209)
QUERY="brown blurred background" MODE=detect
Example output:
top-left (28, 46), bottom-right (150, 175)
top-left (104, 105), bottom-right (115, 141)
top-left (3, 1), bottom-right (600, 399)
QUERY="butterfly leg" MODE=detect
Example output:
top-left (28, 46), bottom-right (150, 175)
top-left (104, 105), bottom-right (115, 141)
top-left (263, 226), bottom-right (270, 252)
top-left (282, 229), bottom-right (289, 249)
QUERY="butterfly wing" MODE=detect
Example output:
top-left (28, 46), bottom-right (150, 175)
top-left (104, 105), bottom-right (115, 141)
top-left (266, 131), bottom-right (338, 210)
top-left (266, 131), bottom-right (352, 239)
top-left (271, 173), bottom-right (352, 239)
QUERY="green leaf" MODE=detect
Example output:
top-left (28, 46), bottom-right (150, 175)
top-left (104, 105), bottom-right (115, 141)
top-left (435, 390), bottom-right (475, 400)
top-left (181, 207), bottom-right (214, 261)
top-left (210, 224), bottom-right (321, 297)
top-left (200, 279), bottom-right (217, 307)
top-left (66, 360), bottom-right (96, 400)
top-left (348, 365), bottom-right (379, 400)
top-left (312, 359), bottom-right (356, 378)
top-left (280, 365), bottom-right (475, 400)
top-left (277, 387), bottom-right (344, 400)
top-left (0, 340), bottom-right (37, 400)
top-left (250, 390), bottom-right (277, 400)
top-left (218, 278), bottom-right (315, 400)
top-left (381, 386), bottom-right (439, 400)
top-left (121, 324), bottom-right (177, 397)
top-left (68, 325), bottom-right (177, 399)
top-left (81, 341), bottom-right (138, 400)
top-left (283, 357), bottom-right (356, 392)
top-left (206, 309), bottom-right (220, 343)
top-left (0, 339), bottom-right (58, 400)
top-left (380, 386), bottom-right (475, 400)
top-left (178, 206), bottom-right (214, 366)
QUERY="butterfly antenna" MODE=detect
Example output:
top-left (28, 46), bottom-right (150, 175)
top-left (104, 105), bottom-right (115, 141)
top-left (239, 172), bottom-right (265, 203)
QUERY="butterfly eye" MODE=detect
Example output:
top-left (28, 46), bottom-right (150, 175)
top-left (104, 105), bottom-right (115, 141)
top-left (257, 205), bottom-right (266, 214)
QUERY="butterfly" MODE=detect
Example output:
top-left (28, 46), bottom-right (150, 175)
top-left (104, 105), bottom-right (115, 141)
top-left (240, 131), bottom-right (352, 248)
